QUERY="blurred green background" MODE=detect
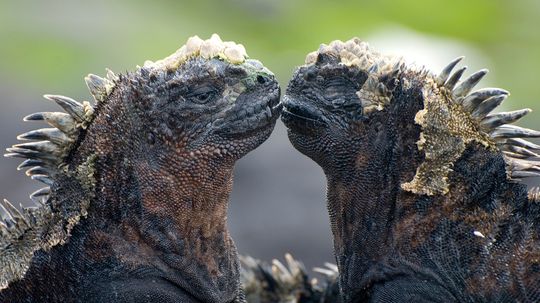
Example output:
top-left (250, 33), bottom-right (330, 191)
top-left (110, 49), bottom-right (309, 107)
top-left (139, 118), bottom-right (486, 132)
top-left (1, 0), bottom-right (539, 269)
top-left (2, 0), bottom-right (540, 104)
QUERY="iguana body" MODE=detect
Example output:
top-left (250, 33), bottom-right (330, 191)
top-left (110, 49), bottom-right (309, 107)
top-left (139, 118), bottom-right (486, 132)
top-left (0, 34), bottom-right (281, 302)
top-left (282, 38), bottom-right (540, 302)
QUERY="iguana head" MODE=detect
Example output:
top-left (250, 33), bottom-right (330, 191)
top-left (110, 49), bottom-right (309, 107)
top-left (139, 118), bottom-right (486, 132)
top-left (1, 34), bottom-right (281, 295)
top-left (283, 38), bottom-right (540, 195)
top-left (116, 34), bottom-right (281, 164)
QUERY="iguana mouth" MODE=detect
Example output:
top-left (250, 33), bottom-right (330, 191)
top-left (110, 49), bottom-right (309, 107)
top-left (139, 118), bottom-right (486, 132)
top-left (281, 96), bottom-right (327, 133)
top-left (215, 83), bottom-right (281, 137)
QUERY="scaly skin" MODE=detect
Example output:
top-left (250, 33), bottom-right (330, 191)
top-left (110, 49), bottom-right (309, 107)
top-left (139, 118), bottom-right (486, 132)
top-left (282, 39), bottom-right (540, 302)
top-left (0, 35), bottom-right (281, 302)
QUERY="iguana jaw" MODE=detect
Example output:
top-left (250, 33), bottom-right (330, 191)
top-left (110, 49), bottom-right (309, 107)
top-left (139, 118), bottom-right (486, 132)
top-left (281, 95), bottom-right (327, 132)
top-left (214, 70), bottom-right (281, 140)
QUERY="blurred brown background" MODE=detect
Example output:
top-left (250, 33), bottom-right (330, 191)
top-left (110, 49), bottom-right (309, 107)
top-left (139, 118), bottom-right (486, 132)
top-left (1, 0), bottom-right (539, 271)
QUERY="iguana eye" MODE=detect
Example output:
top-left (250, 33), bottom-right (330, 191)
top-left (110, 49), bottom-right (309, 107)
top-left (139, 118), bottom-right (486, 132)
top-left (188, 86), bottom-right (219, 104)
top-left (194, 91), bottom-right (214, 103)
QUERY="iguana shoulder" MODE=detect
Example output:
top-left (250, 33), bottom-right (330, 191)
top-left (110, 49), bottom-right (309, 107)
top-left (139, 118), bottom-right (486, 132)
top-left (1, 34), bottom-right (281, 302)
top-left (283, 38), bottom-right (540, 302)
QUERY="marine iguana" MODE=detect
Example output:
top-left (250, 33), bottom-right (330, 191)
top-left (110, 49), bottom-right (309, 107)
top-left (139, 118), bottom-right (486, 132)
top-left (282, 38), bottom-right (540, 302)
top-left (0, 34), bottom-right (281, 303)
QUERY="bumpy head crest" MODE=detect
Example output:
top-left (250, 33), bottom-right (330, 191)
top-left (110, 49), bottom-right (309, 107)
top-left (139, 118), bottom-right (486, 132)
top-left (304, 38), bottom-right (406, 114)
top-left (143, 33), bottom-right (249, 71)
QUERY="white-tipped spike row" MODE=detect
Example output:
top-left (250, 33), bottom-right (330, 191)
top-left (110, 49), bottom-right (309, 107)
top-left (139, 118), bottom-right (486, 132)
top-left (24, 112), bottom-right (78, 135)
top-left (506, 138), bottom-right (540, 151)
top-left (29, 187), bottom-right (50, 200)
top-left (503, 145), bottom-right (540, 158)
top-left (323, 262), bottom-right (339, 272)
top-left (25, 166), bottom-right (51, 177)
top-left (31, 175), bottom-right (54, 186)
top-left (0, 201), bottom-right (15, 228)
top-left (284, 253), bottom-right (303, 278)
top-left (106, 68), bottom-right (119, 82)
top-left (1, 199), bottom-right (23, 221)
top-left (313, 262), bottom-right (339, 281)
top-left (313, 267), bottom-right (337, 278)
top-left (85, 74), bottom-right (114, 103)
top-left (452, 69), bottom-right (488, 98)
top-left (471, 94), bottom-right (508, 119)
top-left (511, 171), bottom-right (540, 178)
top-left (436, 56), bottom-right (464, 85)
top-left (506, 157), bottom-right (540, 171)
top-left (12, 141), bottom-right (61, 156)
top-left (444, 66), bottom-right (467, 90)
top-left (17, 128), bottom-right (73, 145)
top-left (462, 88), bottom-right (509, 111)
top-left (481, 109), bottom-right (532, 130)
top-left (491, 125), bottom-right (540, 139)
top-left (528, 187), bottom-right (540, 201)
top-left (4, 147), bottom-right (58, 162)
top-left (43, 95), bottom-right (86, 122)
top-left (503, 151), bottom-right (529, 160)
top-left (17, 159), bottom-right (45, 171)
top-left (271, 259), bottom-right (293, 282)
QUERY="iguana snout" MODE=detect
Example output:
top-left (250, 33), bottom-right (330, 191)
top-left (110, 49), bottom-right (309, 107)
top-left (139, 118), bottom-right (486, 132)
top-left (214, 59), bottom-right (281, 138)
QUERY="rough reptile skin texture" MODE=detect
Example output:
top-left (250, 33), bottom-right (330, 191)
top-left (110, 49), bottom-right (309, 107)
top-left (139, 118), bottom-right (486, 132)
top-left (282, 38), bottom-right (539, 302)
top-left (0, 36), bottom-right (281, 302)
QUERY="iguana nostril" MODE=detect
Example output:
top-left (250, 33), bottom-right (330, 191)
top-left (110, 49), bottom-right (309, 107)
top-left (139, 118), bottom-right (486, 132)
top-left (256, 75), bottom-right (268, 85)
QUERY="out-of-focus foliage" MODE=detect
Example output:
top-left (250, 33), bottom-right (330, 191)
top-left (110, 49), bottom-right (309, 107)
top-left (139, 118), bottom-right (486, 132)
top-left (1, 0), bottom-right (539, 111)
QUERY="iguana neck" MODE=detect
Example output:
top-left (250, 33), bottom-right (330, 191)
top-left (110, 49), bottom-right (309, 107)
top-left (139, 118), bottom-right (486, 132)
top-left (323, 111), bottom-right (419, 281)
top-left (325, 150), bottom-right (400, 293)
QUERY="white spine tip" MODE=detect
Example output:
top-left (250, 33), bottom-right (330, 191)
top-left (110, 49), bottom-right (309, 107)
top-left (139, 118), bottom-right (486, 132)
top-left (473, 230), bottom-right (485, 238)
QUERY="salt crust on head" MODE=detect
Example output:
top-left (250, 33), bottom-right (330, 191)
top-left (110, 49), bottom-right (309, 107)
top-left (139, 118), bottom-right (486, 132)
top-left (144, 34), bottom-right (249, 71)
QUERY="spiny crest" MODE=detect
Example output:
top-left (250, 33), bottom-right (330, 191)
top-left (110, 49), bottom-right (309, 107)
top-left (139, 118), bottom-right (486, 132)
top-left (4, 68), bottom-right (116, 196)
top-left (84, 69), bottom-right (118, 103)
top-left (434, 57), bottom-right (540, 182)
top-left (4, 94), bottom-right (95, 202)
top-left (240, 254), bottom-right (338, 302)
top-left (528, 187), bottom-right (540, 202)
top-left (1, 71), bottom-right (107, 289)
top-left (143, 34), bottom-right (249, 72)
top-left (304, 37), bottom-right (406, 114)
top-left (402, 56), bottom-right (540, 195)
top-left (0, 197), bottom-right (51, 290)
